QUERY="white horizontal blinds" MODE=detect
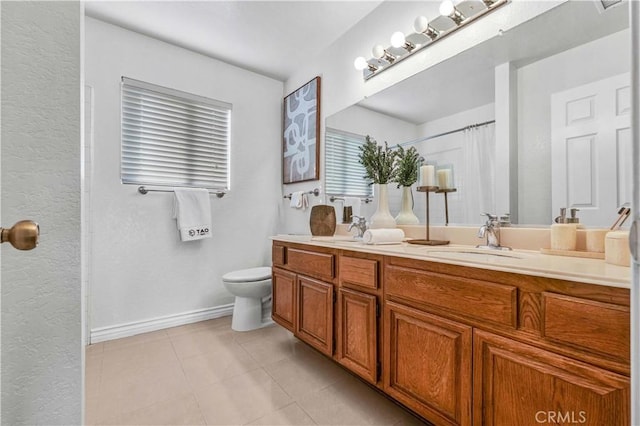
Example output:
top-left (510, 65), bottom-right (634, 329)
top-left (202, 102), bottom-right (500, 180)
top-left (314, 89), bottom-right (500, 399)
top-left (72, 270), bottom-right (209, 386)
top-left (325, 128), bottom-right (372, 197)
top-left (121, 77), bottom-right (231, 190)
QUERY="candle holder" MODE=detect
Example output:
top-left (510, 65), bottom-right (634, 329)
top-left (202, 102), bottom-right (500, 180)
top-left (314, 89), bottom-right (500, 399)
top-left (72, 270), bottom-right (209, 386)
top-left (407, 186), bottom-right (449, 246)
top-left (436, 188), bottom-right (457, 226)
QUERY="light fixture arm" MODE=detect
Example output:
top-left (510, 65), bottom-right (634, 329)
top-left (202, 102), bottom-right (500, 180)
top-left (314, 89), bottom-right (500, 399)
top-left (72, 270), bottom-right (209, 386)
top-left (401, 41), bottom-right (416, 52)
top-left (422, 26), bottom-right (439, 40)
top-left (449, 8), bottom-right (466, 25)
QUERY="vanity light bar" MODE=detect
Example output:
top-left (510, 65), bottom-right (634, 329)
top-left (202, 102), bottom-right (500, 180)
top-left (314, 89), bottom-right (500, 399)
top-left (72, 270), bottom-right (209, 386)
top-left (354, 0), bottom-right (509, 80)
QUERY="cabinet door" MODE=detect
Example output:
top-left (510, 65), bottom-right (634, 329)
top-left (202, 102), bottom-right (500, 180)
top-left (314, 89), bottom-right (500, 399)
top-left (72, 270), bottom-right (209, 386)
top-left (474, 329), bottom-right (630, 426)
top-left (383, 301), bottom-right (472, 426)
top-left (272, 268), bottom-right (296, 332)
top-left (297, 276), bottom-right (334, 356)
top-left (336, 288), bottom-right (378, 384)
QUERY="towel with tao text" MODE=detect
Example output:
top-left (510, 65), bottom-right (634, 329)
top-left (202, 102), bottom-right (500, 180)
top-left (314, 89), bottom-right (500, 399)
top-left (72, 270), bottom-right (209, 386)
top-left (173, 188), bottom-right (212, 241)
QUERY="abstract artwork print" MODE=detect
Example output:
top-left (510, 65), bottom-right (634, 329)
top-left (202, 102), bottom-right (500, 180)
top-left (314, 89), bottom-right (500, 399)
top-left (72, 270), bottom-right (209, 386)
top-left (283, 76), bottom-right (320, 184)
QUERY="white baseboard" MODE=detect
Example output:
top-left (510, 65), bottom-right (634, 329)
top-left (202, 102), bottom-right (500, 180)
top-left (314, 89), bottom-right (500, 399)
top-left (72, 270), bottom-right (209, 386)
top-left (90, 304), bottom-right (234, 343)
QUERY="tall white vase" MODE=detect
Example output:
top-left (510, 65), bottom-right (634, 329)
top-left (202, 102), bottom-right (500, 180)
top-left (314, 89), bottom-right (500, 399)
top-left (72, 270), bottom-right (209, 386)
top-left (395, 186), bottom-right (420, 225)
top-left (370, 183), bottom-right (397, 229)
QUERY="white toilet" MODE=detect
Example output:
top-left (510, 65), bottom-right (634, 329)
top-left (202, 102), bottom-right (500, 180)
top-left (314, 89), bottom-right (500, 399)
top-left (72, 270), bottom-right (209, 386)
top-left (222, 266), bottom-right (273, 331)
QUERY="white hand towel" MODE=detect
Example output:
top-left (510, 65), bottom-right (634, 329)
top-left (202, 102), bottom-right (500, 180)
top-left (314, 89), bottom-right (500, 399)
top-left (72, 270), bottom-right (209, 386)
top-left (173, 188), bottom-right (212, 242)
top-left (289, 191), bottom-right (309, 210)
top-left (290, 191), bottom-right (303, 208)
top-left (362, 228), bottom-right (405, 245)
top-left (343, 197), bottom-right (361, 217)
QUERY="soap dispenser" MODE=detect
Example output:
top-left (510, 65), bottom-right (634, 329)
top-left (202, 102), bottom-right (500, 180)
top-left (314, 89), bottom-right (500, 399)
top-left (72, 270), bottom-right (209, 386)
top-left (566, 208), bottom-right (580, 224)
top-left (551, 207), bottom-right (577, 251)
top-left (554, 208), bottom-right (567, 224)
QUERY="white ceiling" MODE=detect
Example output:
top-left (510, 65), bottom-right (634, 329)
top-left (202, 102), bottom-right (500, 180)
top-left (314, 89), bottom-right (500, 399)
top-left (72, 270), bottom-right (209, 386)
top-left (85, 1), bottom-right (383, 82)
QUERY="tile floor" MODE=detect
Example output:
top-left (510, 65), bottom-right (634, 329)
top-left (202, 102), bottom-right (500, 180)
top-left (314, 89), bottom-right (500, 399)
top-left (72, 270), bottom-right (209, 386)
top-left (86, 316), bottom-right (427, 425)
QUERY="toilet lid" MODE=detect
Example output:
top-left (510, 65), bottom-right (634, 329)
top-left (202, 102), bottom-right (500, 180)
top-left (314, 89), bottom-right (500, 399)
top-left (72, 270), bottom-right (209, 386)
top-left (222, 266), bottom-right (272, 283)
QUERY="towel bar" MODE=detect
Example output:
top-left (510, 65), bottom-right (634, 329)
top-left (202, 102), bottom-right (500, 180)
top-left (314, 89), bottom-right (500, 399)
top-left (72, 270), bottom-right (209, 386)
top-left (329, 196), bottom-right (373, 204)
top-left (138, 186), bottom-right (225, 198)
top-left (283, 188), bottom-right (320, 199)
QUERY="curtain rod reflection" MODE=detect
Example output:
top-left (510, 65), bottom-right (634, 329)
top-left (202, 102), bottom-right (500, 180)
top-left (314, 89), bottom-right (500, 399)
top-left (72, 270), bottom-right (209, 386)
top-left (398, 120), bottom-right (496, 147)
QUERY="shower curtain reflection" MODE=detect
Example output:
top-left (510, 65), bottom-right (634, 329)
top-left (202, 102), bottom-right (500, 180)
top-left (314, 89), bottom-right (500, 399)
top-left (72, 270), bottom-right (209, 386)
top-left (462, 123), bottom-right (496, 223)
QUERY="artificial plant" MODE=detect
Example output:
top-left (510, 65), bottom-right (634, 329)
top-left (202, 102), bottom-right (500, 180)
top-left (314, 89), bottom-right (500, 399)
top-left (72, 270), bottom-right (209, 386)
top-left (394, 145), bottom-right (423, 188)
top-left (358, 136), bottom-right (397, 184)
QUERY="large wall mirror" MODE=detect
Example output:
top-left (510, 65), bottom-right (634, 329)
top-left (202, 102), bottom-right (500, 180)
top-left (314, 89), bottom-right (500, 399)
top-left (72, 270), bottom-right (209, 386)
top-left (325, 0), bottom-right (630, 227)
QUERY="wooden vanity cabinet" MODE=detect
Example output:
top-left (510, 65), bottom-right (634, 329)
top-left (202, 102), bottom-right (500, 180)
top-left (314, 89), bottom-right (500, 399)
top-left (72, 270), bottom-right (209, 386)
top-left (383, 255), bottom-right (630, 426)
top-left (271, 267), bottom-right (296, 332)
top-left (474, 330), bottom-right (630, 426)
top-left (336, 254), bottom-right (382, 385)
top-left (272, 241), bottom-right (631, 426)
top-left (297, 276), bottom-right (334, 356)
top-left (384, 301), bottom-right (472, 426)
top-left (271, 242), bottom-right (336, 356)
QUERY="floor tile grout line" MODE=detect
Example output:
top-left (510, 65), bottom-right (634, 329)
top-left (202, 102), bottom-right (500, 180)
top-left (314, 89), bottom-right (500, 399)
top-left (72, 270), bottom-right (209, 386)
top-left (167, 327), bottom-right (205, 419)
top-left (293, 401), bottom-right (320, 426)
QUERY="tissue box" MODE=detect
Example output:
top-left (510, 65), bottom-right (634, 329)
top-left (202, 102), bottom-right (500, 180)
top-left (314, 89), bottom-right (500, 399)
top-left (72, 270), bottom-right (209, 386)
top-left (604, 231), bottom-right (630, 266)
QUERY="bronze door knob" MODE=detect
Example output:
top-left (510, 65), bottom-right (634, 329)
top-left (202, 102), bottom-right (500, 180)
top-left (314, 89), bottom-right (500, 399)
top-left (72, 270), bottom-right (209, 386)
top-left (1, 220), bottom-right (39, 250)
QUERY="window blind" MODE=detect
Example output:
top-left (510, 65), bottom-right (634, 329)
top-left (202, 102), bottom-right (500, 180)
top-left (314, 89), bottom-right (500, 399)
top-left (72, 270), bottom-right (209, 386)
top-left (121, 77), bottom-right (231, 191)
top-left (325, 128), bottom-right (372, 197)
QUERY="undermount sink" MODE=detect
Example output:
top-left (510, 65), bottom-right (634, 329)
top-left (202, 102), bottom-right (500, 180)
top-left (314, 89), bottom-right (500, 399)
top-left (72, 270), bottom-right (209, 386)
top-left (311, 236), bottom-right (360, 243)
top-left (424, 247), bottom-right (529, 260)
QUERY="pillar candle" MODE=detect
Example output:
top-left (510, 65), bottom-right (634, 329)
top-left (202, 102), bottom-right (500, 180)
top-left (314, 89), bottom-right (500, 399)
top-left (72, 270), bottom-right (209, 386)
top-left (419, 165), bottom-right (435, 187)
top-left (437, 168), bottom-right (452, 189)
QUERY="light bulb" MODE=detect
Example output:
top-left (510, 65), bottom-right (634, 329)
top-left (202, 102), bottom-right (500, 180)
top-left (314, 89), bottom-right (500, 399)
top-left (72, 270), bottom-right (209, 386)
top-left (390, 31), bottom-right (406, 49)
top-left (372, 44), bottom-right (386, 59)
top-left (413, 16), bottom-right (429, 33)
top-left (354, 56), bottom-right (368, 71)
top-left (439, 0), bottom-right (455, 16)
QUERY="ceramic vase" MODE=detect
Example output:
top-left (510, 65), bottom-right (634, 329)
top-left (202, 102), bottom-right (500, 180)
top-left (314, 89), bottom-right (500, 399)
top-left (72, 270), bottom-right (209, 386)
top-left (370, 183), bottom-right (396, 229)
top-left (395, 186), bottom-right (420, 225)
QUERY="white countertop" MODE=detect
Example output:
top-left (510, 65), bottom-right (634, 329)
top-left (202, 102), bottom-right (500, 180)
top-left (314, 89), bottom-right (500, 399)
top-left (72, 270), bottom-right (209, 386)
top-left (271, 235), bottom-right (631, 289)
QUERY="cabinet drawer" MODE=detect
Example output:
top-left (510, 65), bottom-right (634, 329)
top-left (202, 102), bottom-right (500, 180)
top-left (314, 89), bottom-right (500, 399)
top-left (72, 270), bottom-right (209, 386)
top-left (386, 264), bottom-right (517, 328)
top-left (340, 256), bottom-right (378, 290)
top-left (542, 293), bottom-right (630, 362)
top-left (287, 248), bottom-right (335, 281)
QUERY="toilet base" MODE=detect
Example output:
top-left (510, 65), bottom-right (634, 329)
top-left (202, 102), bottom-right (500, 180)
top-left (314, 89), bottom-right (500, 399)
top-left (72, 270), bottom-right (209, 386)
top-left (231, 296), bottom-right (273, 332)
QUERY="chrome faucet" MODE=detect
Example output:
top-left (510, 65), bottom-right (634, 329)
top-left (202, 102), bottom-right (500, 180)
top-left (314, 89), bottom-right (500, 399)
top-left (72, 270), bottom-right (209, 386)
top-left (348, 215), bottom-right (368, 239)
top-left (477, 213), bottom-right (511, 250)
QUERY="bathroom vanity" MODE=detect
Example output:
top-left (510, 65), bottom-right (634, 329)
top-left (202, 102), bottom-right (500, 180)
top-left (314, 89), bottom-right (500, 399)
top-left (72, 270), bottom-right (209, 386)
top-left (271, 236), bottom-right (630, 426)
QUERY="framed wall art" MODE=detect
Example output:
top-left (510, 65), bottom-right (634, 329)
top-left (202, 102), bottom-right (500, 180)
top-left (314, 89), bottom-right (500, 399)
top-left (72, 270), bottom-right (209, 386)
top-left (282, 76), bottom-right (321, 184)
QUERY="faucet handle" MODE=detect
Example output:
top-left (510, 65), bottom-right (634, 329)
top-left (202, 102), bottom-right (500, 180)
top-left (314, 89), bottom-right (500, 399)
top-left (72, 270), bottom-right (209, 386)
top-left (481, 213), bottom-right (498, 224)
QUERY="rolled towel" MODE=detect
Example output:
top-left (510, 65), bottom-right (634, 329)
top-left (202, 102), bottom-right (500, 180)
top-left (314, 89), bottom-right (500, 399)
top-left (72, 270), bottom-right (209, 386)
top-left (362, 228), bottom-right (405, 245)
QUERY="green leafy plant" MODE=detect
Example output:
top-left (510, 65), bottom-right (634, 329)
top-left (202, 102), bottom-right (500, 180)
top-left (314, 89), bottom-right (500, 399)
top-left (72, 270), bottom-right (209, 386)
top-left (358, 136), bottom-right (397, 185)
top-left (394, 145), bottom-right (423, 188)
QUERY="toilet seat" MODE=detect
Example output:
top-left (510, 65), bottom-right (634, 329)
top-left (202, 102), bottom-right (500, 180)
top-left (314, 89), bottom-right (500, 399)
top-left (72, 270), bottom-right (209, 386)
top-left (222, 266), bottom-right (271, 283)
